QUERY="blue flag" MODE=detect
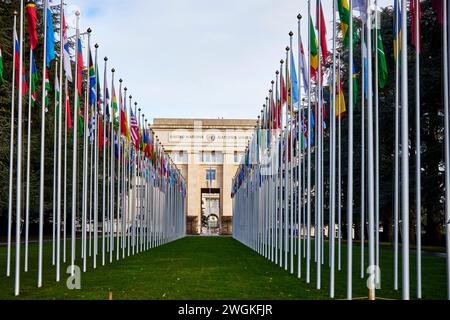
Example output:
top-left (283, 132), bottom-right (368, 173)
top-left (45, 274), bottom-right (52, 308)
top-left (290, 51), bottom-right (299, 110)
top-left (46, 8), bottom-right (55, 67)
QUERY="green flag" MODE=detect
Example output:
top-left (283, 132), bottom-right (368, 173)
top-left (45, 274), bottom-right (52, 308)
top-left (0, 48), bottom-right (3, 85)
top-left (377, 30), bottom-right (388, 88)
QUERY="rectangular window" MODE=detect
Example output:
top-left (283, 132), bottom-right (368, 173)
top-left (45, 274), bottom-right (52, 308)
top-left (234, 151), bottom-right (238, 163)
top-left (206, 169), bottom-right (216, 182)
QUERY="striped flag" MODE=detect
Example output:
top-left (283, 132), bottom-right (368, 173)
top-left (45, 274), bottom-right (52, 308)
top-left (130, 108), bottom-right (140, 149)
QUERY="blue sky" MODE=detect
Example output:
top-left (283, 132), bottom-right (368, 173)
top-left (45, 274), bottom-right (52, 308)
top-left (62, 0), bottom-right (392, 123)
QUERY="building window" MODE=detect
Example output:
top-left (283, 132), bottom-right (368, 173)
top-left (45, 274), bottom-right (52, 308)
top-left (206, 169), bottom-right (216, 182)
top-left (234, 151), bottom-right (238, 163)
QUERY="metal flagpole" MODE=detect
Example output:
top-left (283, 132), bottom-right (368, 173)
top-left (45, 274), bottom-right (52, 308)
top-left (347, 0), bottom-right (354, 300)
top-left (442, 0), bottom-right (450, 300)
top-left (7, 11), bottom-right (17, 278)
top-left (414, 0), bottom-right (422, 299)
top-left (102, 57), bottom-right (108, 266)
top-left (63, 75), bottom-right (68, 264)
top-left (71, 11), bottom-right (80, 275)
top-left (330, 0), bottom-right (336, 298)
top-left (116, 79), bottom-right (122, 261)
top-left (83, 28), bottom-right (92, 272)
top-left (338, 53), bottom-right (342, 271)
top-left (24, 46), bottom-right (33, 273)
top-left (53, 60), bottom-right (58, 266)
top-left (317, 0), bottom-right (322, 289)
top-left (361, 19), bottom-right (366, 280)
top-left (374, 0), bottom-right (380, 287)
top-left (394, 0), bottom-right (400, 290)
top-left (289, 33), bottom-right (294, 275)
top-left (306, 0), bottom-right (312, 284)
top-left (400, 0), bottom-right (410, 300)
top-left (93, 44), bottom-right (99, 268)
top-left (284, 50), bottom-right (289, 271)
top-left (367, 0), bottom-right (375, 300)
top-left (38, 1), bottom-right (48, 285)
top-left (56, 0), bottom-right (64, 282)
top-left (110, 68), bottom-right (116, 263)
top-left (14, 0), bottom-right (25, 295)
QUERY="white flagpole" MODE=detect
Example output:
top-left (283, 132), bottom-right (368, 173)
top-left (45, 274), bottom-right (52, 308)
top-left (38, 0), bottom-right (49, 287)
top-left (56, 0), bottom-right (65, 282)
top-left (338, 53), bottom-right (342, 271)
top-left (63, 76), bottom-right (68, 264)
top-left (330, 0), bottom-right (336, 298)
top-left (442, 0), bottom-right (450, 300)
top-left (394, 1), bottom-right (400, 290)
top-left (53, 60), bottom-right (58, 266)
top-left (306, 0), bottom-right (312, 284)
top-left (400, 0), bottom-right (410, 300)
top-left (24, 47), bottom-right (33, 273)
top-left (283, 51), bottom-right (288, 271)
top-left (366, 0), bottom-right (376, 300)
top-left (414, 0), bottom-right (422, 299)
top-left (110, 68), bottom-right (116, 263)
top-left (82, 28), bottom-right (92, 272)
top-left (71, 11), bottom-right (80, 276)
top-left (361, 19), bottom-right (366, 280)
top-left (93, 43), bottom-right (99, 268)
top-left (347, 0), bottom-right (354, 300)
top-left (14, 0), bottom-right (25, 296)
top-left (116, 79), bottom-right (123, 261)
top-left (374, 0), bottom-right (380, 286)
top-left (102, 56), bottom-right (108, 266)
top-left (7, 11), bottom-right (17, 278)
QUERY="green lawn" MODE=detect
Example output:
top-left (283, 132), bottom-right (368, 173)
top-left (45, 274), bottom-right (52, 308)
top-left (0, 236), bottom-right (447, 300)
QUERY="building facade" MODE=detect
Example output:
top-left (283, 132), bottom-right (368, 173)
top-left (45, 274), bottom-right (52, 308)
top-left (151, 118), bottom-right (256, 235)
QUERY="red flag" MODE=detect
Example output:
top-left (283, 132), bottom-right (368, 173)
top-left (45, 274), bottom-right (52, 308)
top-left (280, 69), bottom-right (287, 106)
top-left (316, 1), bottom-right (328, 64)
top-left (98, 117), bottom-right (104, 150)
top-left (77, 38), bottom-right (84, 95)
top-left (25, 2), bottom-right (38, 50)
top-left (66, 85), bottom-right (72, 129)
top-left (410, 0), bottom-right (422, 52)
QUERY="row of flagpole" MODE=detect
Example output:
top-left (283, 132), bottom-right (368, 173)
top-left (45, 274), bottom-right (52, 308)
top-left (232, 0), bottom-right (450, 300)
top-left (4, 0), bottom-right (187, 296)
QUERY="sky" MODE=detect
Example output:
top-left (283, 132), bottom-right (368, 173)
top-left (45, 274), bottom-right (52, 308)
top-left (60, 0), bottom-right (392, 123)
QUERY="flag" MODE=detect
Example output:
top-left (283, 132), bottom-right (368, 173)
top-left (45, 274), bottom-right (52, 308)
top-left (393, 0), bottom-right (402, 60)
top-left (336, 78), bottom-right (347, 118)
top-left (377, 30), bottom-right (388, 88)
top-left (119, 87), bottom-right (127, 137)
top-left (44, 69), bottom-right (50, 111)
top-left (337, 0), bottom-right (351, 48)
top-left (54, 69), bottom-right (60, 113)
top-left (0, 47), bottom-right (4, 85)
top-left (353, 64), bottom-right (359, 102)
top-left (111, 84), bottom-right (119, 130)
top-left (123, 91), bottom-right (131, 141)
top-left (299, 34), bottom-right (309, 93)
top-left (98, 117), bottom-right (104, 150)
top-left (31, 55), bottom-right (38, 105)
top-left (46, 6), bottom-right (55, 67)
top-left (95, 63), bottom-right (102, 110)
top-left (353, 0), bottom-right (368, 22)
top-left (290, 51), bottom-right (299, 110)
top-left (105, 87), bottom-right (110, 122)
top-left (78, 101), bottom-right (84, 135)
top-left (88, 50), bottom-right (96, 105)
top-left (66, 82), bottom-right (72, 129)
top-left (77, 38), bottom-right (84, 95)
top-left (14, 29), bottom-right (28, 95)
top-left (310, 16), bottom-right (319, 80)
top-left (62, 11), bottom-right (72, 82)
top-left (130, 108), bottom-right (140, 149)
top-left (410, 0), bottom-right (421, 52)
top-left (363, 40), bottom-right (368, 97)
top-left (316, 1), bottom-right (328, 64)
top-left (280, 67), bottom-right (287, 106)
top-left (26, 1), bottom-right (38, 50)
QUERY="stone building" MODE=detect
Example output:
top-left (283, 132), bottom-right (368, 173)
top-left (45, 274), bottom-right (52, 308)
top-left (151, 118), bottom-right (256, 235)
